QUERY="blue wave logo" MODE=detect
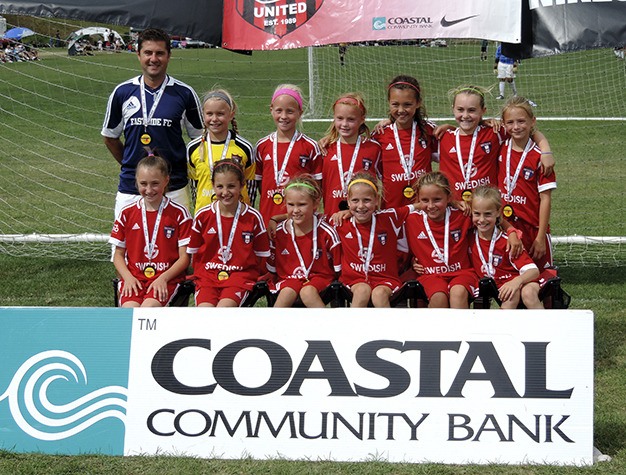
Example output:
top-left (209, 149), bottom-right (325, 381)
top-left (372, 17), bottom-right (386, 30)
top-left (0, 350), bottom-right (127, 441)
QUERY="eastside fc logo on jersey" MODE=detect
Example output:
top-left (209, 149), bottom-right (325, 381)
top-left (236, 0), bottom-right (324, 38)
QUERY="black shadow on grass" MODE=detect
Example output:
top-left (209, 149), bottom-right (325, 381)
top-left (595, 418), bottom-right (626, 456)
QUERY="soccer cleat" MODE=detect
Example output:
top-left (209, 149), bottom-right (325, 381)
top-left (496, 95), bottom-right (504, 99)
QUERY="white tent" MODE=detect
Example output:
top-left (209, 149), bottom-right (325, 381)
top-left (67, 27), bottom-right (125, 53)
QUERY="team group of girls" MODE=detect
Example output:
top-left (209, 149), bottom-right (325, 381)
top-left (110, 74), bottom-right (557, 310)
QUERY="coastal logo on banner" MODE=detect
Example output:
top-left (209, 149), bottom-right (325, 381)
top-left (0, 308), bottom-right (132, 455)
top-left (236, 0), bottom-right (324, 38)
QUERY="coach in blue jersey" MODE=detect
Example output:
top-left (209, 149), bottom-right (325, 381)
top-left (102, 28), bottom-right (203, 216)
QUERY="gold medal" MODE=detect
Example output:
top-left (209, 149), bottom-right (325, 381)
top-left (211, 193), bottom-right (217, 203)
top-left (217, 270), bottom-right (230, 281)
top-left (503, 205), bottom-right (514, 218)
top-left (462, 189), bottom-right (472, 202)
top-left (143, 265), bottom-right (156, 279)
top-left (403, 186), bottom-right (415, 199)
top-left (272, 192), bottom-right (284, 205)
top-left (140, 133), bottom-right (151, 145)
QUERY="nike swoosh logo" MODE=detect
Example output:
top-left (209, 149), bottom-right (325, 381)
top-left (440, 14), bottom-right (479, 27)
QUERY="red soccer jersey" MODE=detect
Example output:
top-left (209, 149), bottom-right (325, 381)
top-left (438, 125), bottom-right (505, 201)
top-left (404, 207), bottom-right (473, 275)
top-left (109, 198), bottom-right (191, 283)
top-left (469, 229), bottom-right (538, 287)
top-left (497, 138), bottom-right (557, 228)
top-left (187, 202), bottom-right (270, 288)
top-left (268, 215), bottom-right (341, 281)
top-left (255, 132), bottom-right (322, 224)
top-left (372, 121), bottom-right (436, 208)
top-left (336, 207), bottom-right (410, 286)
top-left (321, 138), bottom-right (381, 215)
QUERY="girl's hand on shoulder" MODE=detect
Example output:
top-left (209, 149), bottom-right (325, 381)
top-left (267, 218), bottom-right (278, 240)
top-left (330, 209), bottom-right (351, 226)
top-left (121, 276), bottom-right (142, 297)
top-left (506, 232), bottom-right (523, 259)
top-left (450, 199), bottom-right (471, 216)
top-left (483, 117), bottom-right (502, 132)
top-left (372, 118), bottom-right (392, 135)
top-left (147, 275), bottom-right (169, 301)
top-left (539, 152), bottom-right (555, 177)
top-left (318, 136), bottom-right (330, 156)
top-left (433, 123), bottom-right (454, 140)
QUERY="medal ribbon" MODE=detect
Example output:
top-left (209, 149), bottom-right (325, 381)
top-left (475, 229), bottom-right (500, 278)
top-left (336, 136), bottom-right (362, 194)
top-left (352, 214), bottom-right (376, 279)
top-left (290, 214), bottom-right (318, 280)
top-left (422, 208), bottom-right (450, 266)
top-left (215, 201), bottom-right (242, 263)
top-left (141, 197), bottom-right (167, 262)
top-left (393, 122), bottom-right (416, 184)
top-left (206, 130), bottom-right (232, 174)
top-left (455, 128), bottom-right (479, 189)
top-left (140, 75), bottom-right (168, 135)
top-left (505, 138), bottom-right (534, 201)
top-left (273, 131), bottom-right (300, 187)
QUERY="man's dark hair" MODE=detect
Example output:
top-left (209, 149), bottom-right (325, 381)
top-left (138, 28), bottom-right (171, 54)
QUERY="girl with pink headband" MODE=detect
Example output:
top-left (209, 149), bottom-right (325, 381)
top-left (319, 92), bottom-right (382, 215)
top-left (254, 84), bottom-right (322, 226)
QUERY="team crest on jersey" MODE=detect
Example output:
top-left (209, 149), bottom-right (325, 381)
top-left (480, 142), bottom-right (492, 154)
top-left (242, 231), bottom-right (254, 244)
top-left (362, 158), bottom-right (372, 171)
top-left (299, 155), bottom-right (310, 168)
top-left (315, 249), bottom-right (322, 259)
top-left (523, 167), bottom-right (535, 180)
top-left (236, 0), bottom-right (324, 39)
top-left (163, 226), bottom-right (175, 239)
top-left (492, 254), bottom-right (503, 267)
top-left (451, 229), bottom-right (462, 242)
top-left (378, 232), bottom-right (387, 245)
top-left (419, 138), bottom-right (427, 149)
top-left (230, 154), bottom-right (243, 165)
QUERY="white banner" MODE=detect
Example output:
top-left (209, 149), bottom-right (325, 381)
top-left (125, 308), bottom-right (593, 465)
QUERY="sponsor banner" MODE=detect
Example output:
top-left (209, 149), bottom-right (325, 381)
top-left (0, 308), bottom-right (132, 455)
top-left (0, 307), bottom-right (593, 465)
top-left (222, 0), bottom-right (522, 50)
top-left (125, 308), bottom-right (593, 465)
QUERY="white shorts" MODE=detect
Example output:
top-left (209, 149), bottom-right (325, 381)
top-left (497, 62), bottom-right (515, 79)
top-left (113, 185), bottom-right (191, 219)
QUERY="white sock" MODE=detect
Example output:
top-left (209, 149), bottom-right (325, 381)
top-left (499, 82), bottom-right (505, 96)
top-left (511, 81), bottom-right (517, 96)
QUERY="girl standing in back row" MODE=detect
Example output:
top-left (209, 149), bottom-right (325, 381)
top-left (186, 88), bottom-right (255, 214)
top-left (255, 84), bottom-right (321, 225)
top-left (372, 75), bottom-right (437, 208)
top-left (320, 93), bottom-right (381, 215)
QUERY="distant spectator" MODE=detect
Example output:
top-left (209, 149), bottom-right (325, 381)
top-left (480, 39), bottom-right (488, 61)
top-left (55, 30), bottom-right (62, 47)
top-left (494, 43), bottom-right (518, 99)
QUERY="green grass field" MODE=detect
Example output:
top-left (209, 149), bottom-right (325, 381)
top-left (0, 37), bottom-right (625, 473)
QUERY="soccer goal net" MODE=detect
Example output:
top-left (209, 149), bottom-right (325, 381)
top-left (0, 21), bottom-right (624, 266)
